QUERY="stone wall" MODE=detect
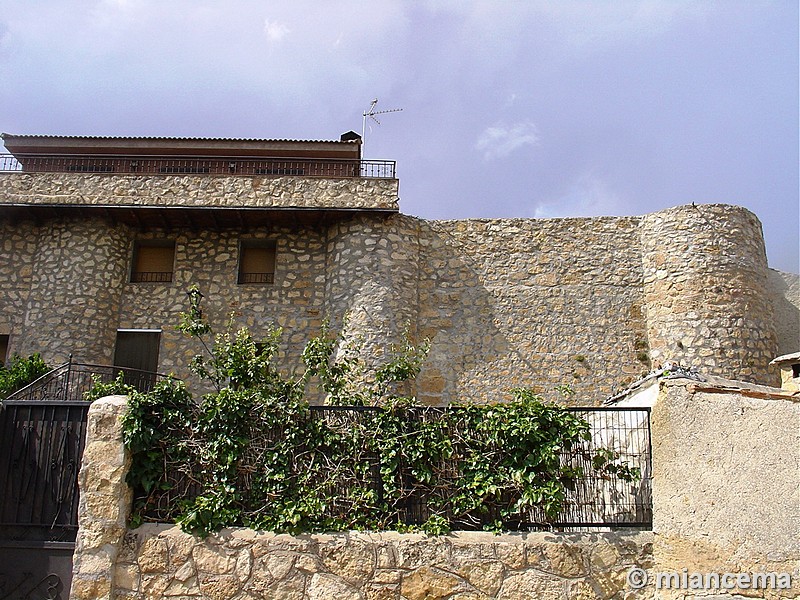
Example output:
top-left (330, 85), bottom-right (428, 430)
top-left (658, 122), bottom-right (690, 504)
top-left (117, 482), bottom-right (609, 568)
top-left (640, 204), bottom-right (778, 386)
top-left (0, 200), bottom-right (791, 403)
top-left (109, 527), bottom-right (652, 600)
top-left (0, 172), bottom-right (400, 211)
top-left (0, 220), bottom-right (36, 349)
top-left (116, 225), bottom-right (329, 387)
top-left (70, 380), bottom-right (800, 599)
top-left (413, 216), bottom-right (649, 404)
top-left (70, 395), bottom-right (132, 599)
top-left (768, 269), bottom-right (800, 356)
top-left (13, 218), bottom-right (130, 364)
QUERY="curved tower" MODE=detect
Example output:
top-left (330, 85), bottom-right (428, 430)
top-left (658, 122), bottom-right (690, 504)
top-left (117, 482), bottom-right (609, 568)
top-left (640, 204), bottom-right (777, 384)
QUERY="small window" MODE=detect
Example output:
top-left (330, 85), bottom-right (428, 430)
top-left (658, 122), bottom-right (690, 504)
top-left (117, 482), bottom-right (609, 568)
top-left (131, 241), bottom-right (175, 283)
top-left (238, 240), bottom-right (276, 284)
top-left (792, 363), bottom-right (800, 378)
top-left (0, 335), bottom-right (8, 366)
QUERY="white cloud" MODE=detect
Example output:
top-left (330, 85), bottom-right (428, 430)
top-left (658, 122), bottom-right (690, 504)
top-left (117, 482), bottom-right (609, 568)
top-left (533, 172), bottom-right (623, 219)
top-left (264, 18), bottom-right (290, 42)
top-left (475, 121), bottom-right (539, 161)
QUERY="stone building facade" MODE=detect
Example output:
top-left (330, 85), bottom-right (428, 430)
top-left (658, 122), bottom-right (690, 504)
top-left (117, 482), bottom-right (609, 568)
top-left (0, 133), bottom-right (797, 404)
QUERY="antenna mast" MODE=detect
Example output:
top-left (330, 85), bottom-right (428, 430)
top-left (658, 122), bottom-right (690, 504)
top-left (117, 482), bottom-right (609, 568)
top-left (361, 98), bottom-right (403, 158)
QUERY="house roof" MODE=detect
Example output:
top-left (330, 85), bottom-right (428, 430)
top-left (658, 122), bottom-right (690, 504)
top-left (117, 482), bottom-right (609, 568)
top-left (605, 363), bottom-right (798, 406)
top-left (1, 132), bottom-right (362, 160)
top-left (769, 351), bottom-right (800, 366)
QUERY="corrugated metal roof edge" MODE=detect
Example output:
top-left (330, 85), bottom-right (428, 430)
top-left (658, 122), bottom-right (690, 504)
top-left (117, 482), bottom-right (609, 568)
top-left (1, 133), bottom-right (360, 144)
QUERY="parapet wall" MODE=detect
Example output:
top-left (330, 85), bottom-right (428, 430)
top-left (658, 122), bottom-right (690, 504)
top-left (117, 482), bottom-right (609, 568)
top-left (0, 172), bottom-right (400, 211)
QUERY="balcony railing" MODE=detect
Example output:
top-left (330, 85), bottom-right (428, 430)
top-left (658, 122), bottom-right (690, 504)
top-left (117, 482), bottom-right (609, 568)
top-left (3, 360), bottom-right (174, 404)
top-left (0, 154), bottom-right (396, 179)
top-left (130, 271), bottom-right (174, 283)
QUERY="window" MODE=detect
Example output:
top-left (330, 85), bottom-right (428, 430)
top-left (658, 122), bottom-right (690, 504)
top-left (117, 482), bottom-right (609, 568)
top-left (0, 335), bottom-right (8, 366)
top-left (131, 240), bottom-right (175, 283)
top-left (793, 363), bottom-right (800, 379)
top-left (238, 240), bottom-right (276, 284)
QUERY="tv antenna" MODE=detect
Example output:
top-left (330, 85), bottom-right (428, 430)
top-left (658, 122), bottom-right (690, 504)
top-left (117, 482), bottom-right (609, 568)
top-left (361, 98), bottom-right (402, 158)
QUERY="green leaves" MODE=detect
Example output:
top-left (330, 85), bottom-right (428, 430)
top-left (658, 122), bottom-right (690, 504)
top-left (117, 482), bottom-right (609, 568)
top-left (121, 287), bottom-right (640, 537)
top-left (0, 353), bottom-right (50, 400)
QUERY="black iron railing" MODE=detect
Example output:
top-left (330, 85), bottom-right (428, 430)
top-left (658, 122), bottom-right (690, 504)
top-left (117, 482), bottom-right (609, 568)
top-left (137, 404), bottom-right (652, 530)
top-left (4, 360), bottom-right (173, 404)
top-left (238, 272), bottom-right (275, 284)
top-left (0, 154), bottom-right (396, 179)
top-left (130, 271), bottom-right (173, 283)
top-left (0, 360), bottom-right (168, 552)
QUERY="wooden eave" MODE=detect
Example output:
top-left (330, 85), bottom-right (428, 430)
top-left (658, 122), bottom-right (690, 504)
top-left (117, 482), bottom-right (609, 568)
top-left (1, 134), bottom-right (362, 160)
top-left (0, 203), bottom-right (395, 231)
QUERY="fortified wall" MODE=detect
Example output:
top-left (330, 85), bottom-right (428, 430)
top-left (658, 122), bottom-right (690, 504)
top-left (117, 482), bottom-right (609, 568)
top-left (0, 165), bottom-right (795, 403)
top-left (331, 204), bottom-right (791, 402)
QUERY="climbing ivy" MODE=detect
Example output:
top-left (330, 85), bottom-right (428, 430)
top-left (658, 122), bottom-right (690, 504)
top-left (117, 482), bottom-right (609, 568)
top-left (113, 287), bottom-right (639, 536)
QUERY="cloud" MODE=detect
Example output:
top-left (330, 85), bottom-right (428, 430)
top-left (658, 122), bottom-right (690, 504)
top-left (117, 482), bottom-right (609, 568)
top-left (533, 172), bottom-right (623, 219)
top-left (475, 121), bottom-right (539, 161)
top-left (264, 18), bottom-right (290, 42)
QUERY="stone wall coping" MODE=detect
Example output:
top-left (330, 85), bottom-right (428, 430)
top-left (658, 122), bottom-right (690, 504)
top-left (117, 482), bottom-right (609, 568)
top-left (132, 522), bottom-right (655, 546)
top-left (661, 376), bottom-right (800, 402)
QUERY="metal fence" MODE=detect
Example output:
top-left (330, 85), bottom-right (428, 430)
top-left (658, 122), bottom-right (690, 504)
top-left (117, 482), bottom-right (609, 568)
top-left (0, 154), bottom-right (396, 179)
top-left (136, 404), bottom-right (652, 530)
top-left (4, 362), bottom-right (652, 531)
top-left (4, 360), bottom-right (173, 404)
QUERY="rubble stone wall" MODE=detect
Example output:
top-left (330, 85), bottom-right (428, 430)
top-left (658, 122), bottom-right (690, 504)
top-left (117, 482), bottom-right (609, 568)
top-left (108, 527), bottom-right (653, 600)
top-left (0, 200), bottom-right (789, 402)
top-left (640, 204), bottom-right (778, 385)
top-left (116, 225), bottom-right (329, 387)
top-left (15, 218), bottom-right (130, 364)
top-left (0, 220), bottom-right (36, 353)
top-left (0, 172), bottom-right (400, 210)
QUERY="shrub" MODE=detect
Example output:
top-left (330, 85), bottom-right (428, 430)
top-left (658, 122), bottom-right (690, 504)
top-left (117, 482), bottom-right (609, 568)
top-left (0, 353), bottom-right (50, 400)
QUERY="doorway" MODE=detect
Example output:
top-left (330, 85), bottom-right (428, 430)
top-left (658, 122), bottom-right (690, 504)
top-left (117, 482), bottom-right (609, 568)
top-left (113, 330), bottom-right (161, 392)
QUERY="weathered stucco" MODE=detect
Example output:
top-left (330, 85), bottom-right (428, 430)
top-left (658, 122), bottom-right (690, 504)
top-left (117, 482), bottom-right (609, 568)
top-left (650, 380), bottom-right (800, 599)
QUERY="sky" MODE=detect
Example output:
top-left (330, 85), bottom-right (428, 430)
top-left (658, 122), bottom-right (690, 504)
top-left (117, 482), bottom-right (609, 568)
top-left (0, 0), bottom-right (797, 272)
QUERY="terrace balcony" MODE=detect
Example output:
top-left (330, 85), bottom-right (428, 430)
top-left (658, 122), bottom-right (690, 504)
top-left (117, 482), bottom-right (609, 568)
top-left (0, 133), bottom-right (399, 226)
top-left (0, 154), bottom-right (396, 179)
